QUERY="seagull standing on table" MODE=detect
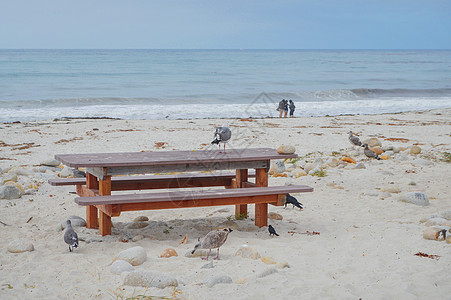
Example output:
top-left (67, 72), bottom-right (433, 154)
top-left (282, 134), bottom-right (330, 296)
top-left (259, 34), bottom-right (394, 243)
top-left (363, 144), bottom-right (381, 160)
top-left (191, 228), bottom-right (232, 260)
top-left (64, 220), bottom-right (79, 252)
top-left (211, 125), bottom-right (231, 152)
top-left (348, 131), bottom-right (363, 147)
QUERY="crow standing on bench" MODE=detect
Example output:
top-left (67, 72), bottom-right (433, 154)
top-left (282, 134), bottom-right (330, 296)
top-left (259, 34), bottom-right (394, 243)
top-left (285, 193), bottom-right (303, 210)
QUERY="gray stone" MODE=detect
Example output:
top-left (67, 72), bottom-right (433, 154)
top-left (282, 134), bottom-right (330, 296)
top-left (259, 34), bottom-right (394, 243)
top-left (0, 185), bottom-right (23, 200)
top-left (201, 261), bottom-right (215, 269)
top-left (59, 166), bottom-right (74, 178)
top-left (8, 239), bottom-right (34, 253)
top-left (257, 267), bottom-right (278, 278)
top-left (303, 163), bottom-right (315, 174)
top-left (123, 270), bottom-right (178, 288)
top-left (0, 173), bottom-right (18, 185)
top-left (384, 150), bottom-right (395, 156)
top-left (185, 249), bottom-right (210, 258)
top-left (400, 192), bottom-right (429, 206)
top-left (440, 210), bottom-right (451, 221)
top-left (57, 216), bottom-right (86, 232)
top-left (355, 162), bottom-right (366, 169)
top-left (111, 260), bottom-right (134, 274)
top-left (41, 158), bottom-right (61, 167)
top-left (203, 275), bottom-right (232, 287)
top-left (276, 145), bottom-right (296, 154)
top-left (126, 222), bottom-right (148, 229)
top-left (270, 160), bottom-right (285, 174)
top-left (235, 245), bottom-right (260, 259)
top-left (133, 216), bottom-right (149, 222)
top-left (113, 246), bottom-right (147, 266)
top-left (34, 166), bottom-right (61, 173)
top-left (7, 167), bottom-right (34, 176)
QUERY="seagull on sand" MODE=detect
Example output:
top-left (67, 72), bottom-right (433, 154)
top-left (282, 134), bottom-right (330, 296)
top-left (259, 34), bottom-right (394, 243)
top-left (268, 225), bottom-right (279, 237)
top-left (191, 228), bottom-right (232, 260)
top-left (64, 220), bottom-right (79, 252)
top-left (363, 144), bottom-right (381, 160)
top-left (348, 131), bottom-right (363, 147)
top-left (211, 125), bottom-right (231, 152)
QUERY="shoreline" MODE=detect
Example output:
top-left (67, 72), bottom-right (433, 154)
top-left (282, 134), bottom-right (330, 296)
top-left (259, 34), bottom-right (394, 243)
top-left (1, 108), bottom-right (450, 299)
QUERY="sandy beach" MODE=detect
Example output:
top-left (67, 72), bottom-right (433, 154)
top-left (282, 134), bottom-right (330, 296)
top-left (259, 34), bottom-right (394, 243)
top-left (1, 108), bottom-right (450, 299)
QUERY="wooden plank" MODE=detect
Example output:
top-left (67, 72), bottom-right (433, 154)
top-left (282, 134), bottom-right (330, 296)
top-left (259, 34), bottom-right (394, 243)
top-left (48, 171), bottom-right (256, 187)
top-left (86, 161), bottom-right (268, 178)
top-left (98, 176), bottom-right (112, 236)
top-left (85, 173), bottom-right (99, 229)
top-left (235, 169), bottom-right (249, 219)
top-left (118, 194), bottom-right (279, 211)
top-left (254, 167), bottom-right (269, 227)
top-left (75, 185), bottom-right (314, 206)
top-left (55, 148), bottom-right (298, 168)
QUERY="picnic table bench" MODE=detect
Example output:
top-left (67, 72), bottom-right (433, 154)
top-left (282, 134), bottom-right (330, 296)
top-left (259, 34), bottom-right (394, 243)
top-left (51, 148), bottom-right (313, 236)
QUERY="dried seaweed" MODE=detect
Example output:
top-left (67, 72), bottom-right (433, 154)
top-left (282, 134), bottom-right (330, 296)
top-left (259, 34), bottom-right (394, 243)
top-left (414, 252), bottom-right (440, 260)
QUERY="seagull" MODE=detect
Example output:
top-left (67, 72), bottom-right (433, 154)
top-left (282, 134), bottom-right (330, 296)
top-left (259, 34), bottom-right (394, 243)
top-left (211, 125), bottom-right (231, 152)
top-left (268, 225), bottom-right (279, 237)
top-left (64, 220), bottom-right (79, 252)
top-left (284, 193), bottom-right (303, 210)
top-left (363, 144), bottom-right (381, 160)
top-left (73, 168), bottom-right (86, 178)
top-left (191, 228), bottom-right (232, 260)
top-left (348, 131), bottom-right (363, 147)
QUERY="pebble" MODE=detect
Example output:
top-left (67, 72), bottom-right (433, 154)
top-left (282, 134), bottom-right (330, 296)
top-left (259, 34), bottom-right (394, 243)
top-left (123, 271), bottom-right (178, 288)
top-left (201, 261), bottom-right (214, 269)
top-left (4, 181), bottom-right (25, 193)
top-left (41, 158), bottom-right (61, 167)
top-left (410, 145), bottom-right (421, 155)
top-left (355, 162), bottom-right (366, 169)
top-left (113, 246), bottom-right (147, 266)
top-left (399, 192), bottom-right (429, 206)
top-left (57, 216), bottom-right (86, 232)
top-left (126, 222), bottom-right (148, 229)
top-left (133, 216), bottom-right (149, 222)
top-left (370, 147), bottom-right (383, 155)
top-left (363, 138), bottom-right (381, 147)
top-left (277, 145), bottom-right (296, 154)
top-left (257, 267), bottom-right (278, 278)
top-left (303, 163), bottom-right (315, 174)
top-left (203, 275), bottom-right (233, 288)
top-left (111, 260), bottom-right (134, 274)
top-left (0, 185), bottom-right (23, 200)
top-left (159, 248), bottom-right (178, 258)
top-left (269, 160), bottom-right (285, 174)
top-left (1, 173), bottom-right (18, 184)
top-left (326, 157), bottom-right (339, 167)
top-left (381, 185), bottom-right (401, 193)
top-left (425, 218), bottom-right (451, 227)
top-left (132, 235), bottom-right (144, 242)
top-left (235, 245), bottom-right (260, 260)
top-left (261, 256), bottom-right (276, 264)
top-left (423, 227), bottom-right (446, 241)
top-left (7, 167), bottom-right (34, 176)
top-left (380, 154), bottom-right (390, 160)
top-left (293, 169), bottom-right (307, 178)
top-left (341, 157), bottom-right (356, 164)
top-left (59, 166), bottom-right (74, 178)
top-left (8, 239), bottom-right (35, 253)
top-left (268, 212), bottom-right (283, 220)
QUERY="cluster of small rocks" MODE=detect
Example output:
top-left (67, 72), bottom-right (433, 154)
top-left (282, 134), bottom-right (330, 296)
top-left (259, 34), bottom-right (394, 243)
top-left (0, 158), bottom-right (80, 200)
top-left (271, 140), bottom-right (435, 180)
top-left (421, 210), bottom-right (451, 243)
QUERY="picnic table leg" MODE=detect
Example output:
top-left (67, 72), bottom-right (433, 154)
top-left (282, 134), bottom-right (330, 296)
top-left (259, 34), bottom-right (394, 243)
top-left (255, 167), bottom-right (269, 228)
top-left (235, 169), bottom-right (248, 219)
top-left (99, 176), bottom-right (112, 236)
top-left (86, 173), bottom-right (99, 229)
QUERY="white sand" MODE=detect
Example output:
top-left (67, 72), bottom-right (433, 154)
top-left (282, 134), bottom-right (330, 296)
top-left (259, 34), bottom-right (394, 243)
top-left (0, 109), bottom-right (450, 299)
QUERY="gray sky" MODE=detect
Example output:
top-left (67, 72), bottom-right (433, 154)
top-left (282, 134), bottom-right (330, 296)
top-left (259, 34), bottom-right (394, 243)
top-left (1, 0), bottom-right (450, 49)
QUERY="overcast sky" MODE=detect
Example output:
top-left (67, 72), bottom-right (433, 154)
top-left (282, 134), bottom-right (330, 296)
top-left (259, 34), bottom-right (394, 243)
top-left (1, 0), bottom-right (450, 49)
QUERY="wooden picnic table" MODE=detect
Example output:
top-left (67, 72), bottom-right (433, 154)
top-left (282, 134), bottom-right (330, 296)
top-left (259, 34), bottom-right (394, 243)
top-left (54, 148), bottom-right (310, 235)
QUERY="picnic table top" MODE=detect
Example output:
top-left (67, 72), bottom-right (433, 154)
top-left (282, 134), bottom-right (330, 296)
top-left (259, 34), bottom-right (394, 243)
top-left (55, 148), bottom-right (297, 168)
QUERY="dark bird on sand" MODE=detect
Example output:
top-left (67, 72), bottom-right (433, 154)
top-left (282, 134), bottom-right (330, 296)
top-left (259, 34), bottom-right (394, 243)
top-left (268, 225), bottom-right (279, 237)
top-left (285, 193), bottom-right (303, 210)
top-left (64, 220), bottom-right (79, 252)
top-left (363, 144), bottom-right (381, 160)
top-left (348, 131), bottom-right (363, 147)
top-left (211, 125), bottom-right (231, 152)
top-left (191, 228), bottom-right (232, 260)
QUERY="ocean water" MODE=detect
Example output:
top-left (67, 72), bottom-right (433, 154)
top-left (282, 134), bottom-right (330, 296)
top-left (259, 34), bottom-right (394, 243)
top-left (1, 49), bottom-right (451, 122)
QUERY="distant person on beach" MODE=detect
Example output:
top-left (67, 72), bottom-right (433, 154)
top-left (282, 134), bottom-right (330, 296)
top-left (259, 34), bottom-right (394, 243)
top-left (283, 100), bottom-right (288, 118)
top-left (277, 99), bottom-right (286, 118)
top-left (289, 100), bottom-right (295, 117)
